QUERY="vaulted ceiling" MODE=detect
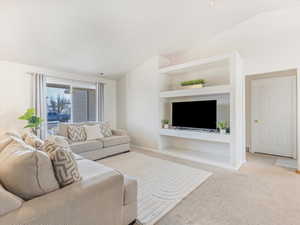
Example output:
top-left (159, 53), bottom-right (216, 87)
top-left (0, 0), bottom-right (299, 78)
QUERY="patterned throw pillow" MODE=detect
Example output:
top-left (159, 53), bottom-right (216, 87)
top-left (24, 133), bottom-right (44, 150)
top-left (43, 140), bottom-right (81, 187)
top-left (99, 122), bottom-right (113, 137)
top-left (67, 126), bottom-right (87, 142)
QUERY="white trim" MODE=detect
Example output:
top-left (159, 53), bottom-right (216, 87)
top-left (160, 85), bottom-right (231, 98)
top-left (131, 144), bottom-right (158, 152)
top-left (297, 68), bottom-right (300, 171)
top-left (46, 76), bottom-right (96, 89)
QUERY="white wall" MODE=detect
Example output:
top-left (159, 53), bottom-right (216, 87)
top-left (122, 57), bottom-right (160, 149)
top-left (116, 75), bottom-right (127, 129)
top-left (165, 8), bottom-right (300, 76)
top-left (117, 8), bottom-right (300, 151)
top-left (0, 61), bottom-right (116, 136)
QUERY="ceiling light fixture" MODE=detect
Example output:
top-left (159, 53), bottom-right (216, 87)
top-left (209, 0), bottom-right (215, 7)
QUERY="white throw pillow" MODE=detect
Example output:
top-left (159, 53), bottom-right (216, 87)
top-left (84, 125), bottom-right (104, 140)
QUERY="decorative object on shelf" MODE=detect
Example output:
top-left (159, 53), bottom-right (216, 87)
top-left (161, 119), bottom-right (170, 129)
top-left (18, 108), bottom-right (44, 135)
top-left (180, 79), bottom-right (206, 89)
top-left (217, 121), bottom-right (228, 134)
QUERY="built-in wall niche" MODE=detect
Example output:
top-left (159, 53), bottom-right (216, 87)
top-left (160, 58), bottom-right (230, 91)
top-left (160, 136), bottom-right (231, 167)
top-left (162, 94), bottom-right (230, 128)
top-left (158, 53), bottom-right (245, 170)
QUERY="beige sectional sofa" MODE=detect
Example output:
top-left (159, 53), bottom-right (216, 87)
top-left (57, 122), bottom-right (130, 160)
top-left (0, 127), bottom-right (137, 225)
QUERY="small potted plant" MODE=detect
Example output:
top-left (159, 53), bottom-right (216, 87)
top-left (161, 119), bottom-right (170, 129)
top-left (18, 108), bottom-right (44, 135)
top-left (217, 121), bottom-right (228, 134)
top-left (181, 79), bottom-right (206, 89)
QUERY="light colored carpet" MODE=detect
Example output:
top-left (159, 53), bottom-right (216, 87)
top-left (275, 157), bottom-right (297, 169)
top-left (100, 152), bottom-right (211, 225)
top-left (129, 149), bottom-right (300, 225)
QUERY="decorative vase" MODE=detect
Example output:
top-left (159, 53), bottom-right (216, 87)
top-left (163, 124), bottom-right (169, 129)
top-left (220, 129), bottom-right (226, 134)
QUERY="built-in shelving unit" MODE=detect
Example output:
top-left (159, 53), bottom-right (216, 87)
top-left (160, 85), bottom-right (231, 98)
top-left (160, 128), bottom-right (230, 143)
top-left (157, 52), bottom-right (245, 170)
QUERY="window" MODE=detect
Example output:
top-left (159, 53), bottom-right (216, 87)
top-left (72, 88), bottom-right (96, 122)
top-left (46, 82), bottom-right (97, 134)
top-left (46, 84), bottom-right (72, 134)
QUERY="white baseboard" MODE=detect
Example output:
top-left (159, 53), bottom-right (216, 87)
top-left (130, 144), bottom-right (158, 152)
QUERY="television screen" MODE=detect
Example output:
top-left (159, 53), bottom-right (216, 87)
top-left (172, 100), bottom-right (217, 129)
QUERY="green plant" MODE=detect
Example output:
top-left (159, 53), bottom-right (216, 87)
top-left (181, 79), bottom-right (205, 86)
top-left (18, 108), bottom-right (43, 134)
top-left (217, 121), bottom-right (228, 130)
top-left (161, 119), bottom-right (169, 125)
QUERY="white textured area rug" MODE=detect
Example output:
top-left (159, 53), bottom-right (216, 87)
top-left (100, 152), bottom-right (212, 225)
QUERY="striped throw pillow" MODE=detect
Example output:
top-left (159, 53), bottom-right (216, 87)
top-left (43, 140), bottom-right (81, 187)
top-left (67, 125), bottom-right (86, 142)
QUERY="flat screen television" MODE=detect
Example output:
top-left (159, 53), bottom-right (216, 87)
top-left (172, 100), bottom-right (217, 129)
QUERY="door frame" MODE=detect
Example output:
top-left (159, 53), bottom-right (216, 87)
top-left (245, 69), bottom-right (298, 160)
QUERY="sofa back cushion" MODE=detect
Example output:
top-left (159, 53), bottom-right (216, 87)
top-left (67, 125), bottom-right (87, 142)
top-left (43, 140), bottom-right (82, 187)
top-left (84, 124), bottom-right (104, 140)
top-left (0, 141), bottom-right (59, 200)
top-left (0, 184), bottom-right (23, 216)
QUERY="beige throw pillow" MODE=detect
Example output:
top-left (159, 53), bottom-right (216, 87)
top-left (67, 125), bottom-right (87, 142)
top-left (43, 140), bottom-right (81, 187)
top-left (24, 133), bottom-right (44, 150)
top-left (84, 125), bottom-right (104, 140)
top-left (0, 137), bottom-right (13, 153)
top-left (99, 122), bottom-right (113, 137)
top-left (0, 142), bottom-right (59, 200)
top-left (46, 135), bottom-right (70, 147)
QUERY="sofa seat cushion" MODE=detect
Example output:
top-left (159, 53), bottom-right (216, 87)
top-left (73, 153), bottom-right (84, 160)
top-left (102, 135), bottom-right (130, 148)
top-left (123, 175), bottom-right (137, 205)
top-left (70, 140), bottom-right (103, 154)
top-left (0, 184), bottom-right (23, 216)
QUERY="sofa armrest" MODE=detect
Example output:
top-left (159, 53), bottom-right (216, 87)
top-left (112, 129), bottom-right (128, 136)
top-left (0, 171), bottom-right (124, 225)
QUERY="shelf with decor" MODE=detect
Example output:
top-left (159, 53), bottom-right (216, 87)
top-left (160, 85), bottom-right (231, 98)
top-left (157, 52), bottom-right (246, 170)
top-left (159, 128), bottom-right (230, 143)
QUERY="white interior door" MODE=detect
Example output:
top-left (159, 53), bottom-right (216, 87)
top-left (251, 76), bottom-right (296, 157)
